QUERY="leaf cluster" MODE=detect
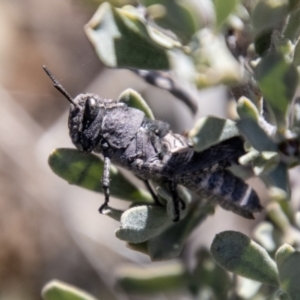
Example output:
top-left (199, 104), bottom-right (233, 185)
top-left (46, 0), bottom-right (300, 299)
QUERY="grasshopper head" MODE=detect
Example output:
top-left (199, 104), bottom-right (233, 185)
top-left (68, 93), bottom-right (105, 152)
top-left (43, 66), bottom-right (105, 152)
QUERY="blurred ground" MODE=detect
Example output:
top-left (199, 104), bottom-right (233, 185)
top-left (0, 1), bottom-right (266, 299)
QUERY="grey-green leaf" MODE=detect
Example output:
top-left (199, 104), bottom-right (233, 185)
top-left (210, 231), bottom-right (279, 286)
top-left (237, 96), bottom-right (260, 121)
top-left (237, 118), bottom-right (277, 152)
top-left (115, 205), bottom-right (172, 243)
top-left (261, 162), bottom-right (290, 197)
top-left (42, 280), bottom-right (98, 300)
top-left (254, 51), bottom-right (299, 130)
top-left (118, 88), bottom-right (155, 120)
top-left (189, 116), bottom-right (240, 152)
top-left (84, 2), bottom-right (170, 69)
top-left (276, 244), bottom-right (300, 300)
top-left (48, 148), bottom-right (152, 203)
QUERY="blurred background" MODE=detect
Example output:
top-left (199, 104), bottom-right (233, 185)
top-left (0, 0), bottom-right (267, 299)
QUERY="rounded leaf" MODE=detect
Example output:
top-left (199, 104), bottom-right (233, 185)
top-left (115, 205), bottom-right (172, 243)
top-left (118, 88), bottom-right (155, 120)
top-left (210, 231), bottom-right (279, 286)
top-left (237, 96), bottom-right (260, 121)
top-left (276, 244), bottom-right (300, 299)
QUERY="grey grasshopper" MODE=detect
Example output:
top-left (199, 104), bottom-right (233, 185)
top-left (44, 66), bottom-right (262, 221)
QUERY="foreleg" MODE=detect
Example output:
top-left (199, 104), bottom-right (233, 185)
top-left (99, 156), bottom-right (111, 213)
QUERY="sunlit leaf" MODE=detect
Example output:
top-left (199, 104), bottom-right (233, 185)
top-left (118, 88), bottom-right (155, 119)
top-left (84, 2), bottom-right (171, 69)
top-left (115, 205), bottom-right (172, 243)
top-left (42, 280), bottom-right (98, 300)
top-left (237, 96), bottom-right (260, 121)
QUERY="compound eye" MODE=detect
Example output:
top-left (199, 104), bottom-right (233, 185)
top-left (84, 97), bottom-right (98, 120)
top-left (88, 97), bottom-right (96, 107)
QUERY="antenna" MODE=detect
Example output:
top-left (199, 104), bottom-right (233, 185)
top-left (42, 65), bottom-right (80, 108)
